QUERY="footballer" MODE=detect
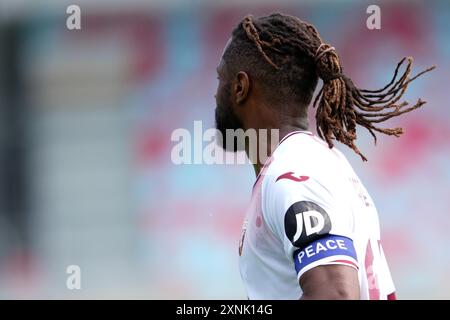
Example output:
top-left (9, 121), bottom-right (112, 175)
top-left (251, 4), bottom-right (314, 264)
top-left (214, 13), bottom-right (435, 300)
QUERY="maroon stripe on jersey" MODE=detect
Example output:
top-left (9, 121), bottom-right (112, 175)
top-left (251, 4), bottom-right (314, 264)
top-left (387, 292), bottom-right (397, 300)
top-left (331, 259), bottom-right (359, 270)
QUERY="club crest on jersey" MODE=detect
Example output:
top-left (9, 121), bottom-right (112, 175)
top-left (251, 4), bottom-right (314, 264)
top-left (284, 201), bottom-right (331, 249)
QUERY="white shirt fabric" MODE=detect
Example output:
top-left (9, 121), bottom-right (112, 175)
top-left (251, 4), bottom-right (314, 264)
top-left (238, 131), bottom-right (395, 300)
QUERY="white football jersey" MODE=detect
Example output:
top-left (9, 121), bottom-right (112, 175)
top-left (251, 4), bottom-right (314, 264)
top-left (238, 131), bottom-right (395, 300)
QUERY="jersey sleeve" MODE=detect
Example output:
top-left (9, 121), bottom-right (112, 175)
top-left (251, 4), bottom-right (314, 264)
top-left (262, 171), bottom-right (359, 281)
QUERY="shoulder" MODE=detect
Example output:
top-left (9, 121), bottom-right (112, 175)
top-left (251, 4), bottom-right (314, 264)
top-left (260, 134), bottom-right (355, 245)
top-left (261, 133), bottom-right (340, 200)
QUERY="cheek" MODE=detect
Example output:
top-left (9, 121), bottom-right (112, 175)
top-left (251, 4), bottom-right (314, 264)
top-left (215, 82), bottom-right (221, 102)
top-left (215, 88), bottom-right (219, 104)
top-left (216, 82), bottom-right (226, 105)
top-left (217, 79), bottom-right (225, 93)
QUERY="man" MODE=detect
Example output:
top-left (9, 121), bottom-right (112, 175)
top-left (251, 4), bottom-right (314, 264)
top-left (214, 13), bottom-right (434, 299)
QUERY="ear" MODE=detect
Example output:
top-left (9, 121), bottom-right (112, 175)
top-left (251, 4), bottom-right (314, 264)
top-left (233, 71), bottom-right (250, 105)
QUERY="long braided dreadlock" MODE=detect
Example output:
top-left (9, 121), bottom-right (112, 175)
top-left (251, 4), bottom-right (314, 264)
top-left (224, 13), bottom-right (435, 161)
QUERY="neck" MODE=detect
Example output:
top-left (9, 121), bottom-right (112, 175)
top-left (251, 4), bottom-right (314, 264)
top-left (250, 122), bottom-right (308, 177)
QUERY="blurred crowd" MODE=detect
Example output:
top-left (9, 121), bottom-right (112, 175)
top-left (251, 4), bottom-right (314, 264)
top-left (0, 0), bottom-right (449, 299)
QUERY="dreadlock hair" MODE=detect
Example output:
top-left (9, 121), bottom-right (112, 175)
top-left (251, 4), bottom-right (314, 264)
top-left (223, 13), bottom-right (436, 161)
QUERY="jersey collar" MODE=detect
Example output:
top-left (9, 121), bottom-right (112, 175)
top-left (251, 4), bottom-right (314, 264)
top-left (252, 130), bottom-right (312, 189)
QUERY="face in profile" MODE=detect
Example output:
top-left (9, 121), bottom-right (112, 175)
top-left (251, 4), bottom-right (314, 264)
top-left (215, 59), bottom-right (244, 152)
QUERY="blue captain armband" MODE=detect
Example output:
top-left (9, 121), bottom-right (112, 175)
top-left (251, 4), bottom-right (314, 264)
top-left (293, 234), bottom-right (358, 279)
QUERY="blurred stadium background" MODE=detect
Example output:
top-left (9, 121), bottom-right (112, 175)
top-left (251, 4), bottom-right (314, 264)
top-left (0, 0), bottom-right (449, 299)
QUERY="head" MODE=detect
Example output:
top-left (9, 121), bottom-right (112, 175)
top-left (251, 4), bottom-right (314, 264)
top-left (215, 13), bottom-right (435, 160)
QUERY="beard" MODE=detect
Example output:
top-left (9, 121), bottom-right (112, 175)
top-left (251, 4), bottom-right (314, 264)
top-left (215, 83), bottom-right (244, 152)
